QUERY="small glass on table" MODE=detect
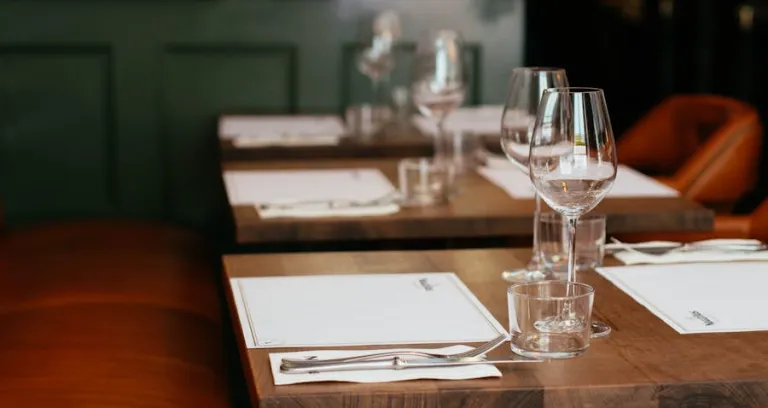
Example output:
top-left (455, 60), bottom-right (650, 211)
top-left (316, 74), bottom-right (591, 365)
top-left (508, 281), bottom-right (595, 359)
top-left (397, 158), bottom-right (454, 207)
top-left (537, 213), bottom-right (607, 279)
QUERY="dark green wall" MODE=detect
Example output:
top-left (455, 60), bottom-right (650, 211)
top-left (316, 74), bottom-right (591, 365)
top-left (0, 0), bottom-right (524, 234)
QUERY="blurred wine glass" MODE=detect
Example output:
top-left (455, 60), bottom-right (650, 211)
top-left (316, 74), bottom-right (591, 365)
top-left (357, 11), bottom-right (400, 104)
top-left (411, 29), bottom-right (466, 166)
top-left (500, 67), bottom-right (568, 283)
top-left (528, 87), bottom-right (617, 338)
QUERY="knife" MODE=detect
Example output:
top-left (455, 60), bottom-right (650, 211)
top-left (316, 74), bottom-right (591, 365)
top-left (280, 356), bottom-right (542, 374)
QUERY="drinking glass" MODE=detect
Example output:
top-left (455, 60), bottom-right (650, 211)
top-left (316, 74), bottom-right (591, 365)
top-left (398, 158), bottom-right (454, 207)
top-left (508, 281), bottom-right (594, 359)
top-left (500, 67), bottom-right (569, 283)
top-left (537, 213), bottom-right (607, 277)
top-left (411, 30), bottom-right (466, 167)
top-left (528, 87), bottom-right (617, 338)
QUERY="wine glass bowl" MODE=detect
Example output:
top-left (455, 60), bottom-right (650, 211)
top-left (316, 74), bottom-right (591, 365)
top-left (528, 87), bottom-right (617, 219)
top-left (411, 30), bottom-right (466, 123)
top-left (500, 67), bottom-right (569, 174)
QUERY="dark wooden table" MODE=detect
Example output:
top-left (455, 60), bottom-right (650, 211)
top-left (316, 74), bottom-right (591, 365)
top-left (223, 248), bottom-right (768, 408)
top-left (218, 116), bottom-right (503, 162)
top-left (224, 159), bottom-right (714, 247)
top-left (219, 119), bottom-right (435, 162)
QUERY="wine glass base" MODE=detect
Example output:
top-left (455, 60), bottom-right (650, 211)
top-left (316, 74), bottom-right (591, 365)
top-left (501, 269), bottom-right (551, 283)
top-left (534, 315), bottom-right (586, 334)
top-left (590, 321), bottom-right (612, 339)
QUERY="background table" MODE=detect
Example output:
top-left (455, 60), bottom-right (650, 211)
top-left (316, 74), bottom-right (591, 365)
top-left (223, 248), bottom-right (768, 408)
top-left (218, 117), bottom-right (504, 162)
top-left (224, 159), bottom-right (714, 250)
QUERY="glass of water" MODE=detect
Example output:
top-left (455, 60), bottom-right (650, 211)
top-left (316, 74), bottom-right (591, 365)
top-left (398, 158), bottom-right (454, 207)
top-left (537, 213), bottom-right (607, 278)
top-left (508, 281), bottom-right (594, 359)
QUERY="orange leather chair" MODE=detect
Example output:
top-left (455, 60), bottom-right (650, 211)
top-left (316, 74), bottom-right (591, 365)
top-left (618, 95), bottom-right (762, 212)
top-left (0, 217), bottom-right (235, 407)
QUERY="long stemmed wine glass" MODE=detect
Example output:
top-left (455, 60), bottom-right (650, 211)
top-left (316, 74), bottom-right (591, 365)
top-left (357, 11), bottom-right (400, 105)
top-left (411, 30), bottom-right (466, 164)
top-left (528, 87), bottom-right (616, 338)
top-left (500, 67), bottom-right (569, 283)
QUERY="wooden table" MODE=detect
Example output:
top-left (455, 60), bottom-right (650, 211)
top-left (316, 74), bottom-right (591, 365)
top-left (224, 159), bottom-right (713, 247)
top-left (218, 118), bottom-right (503, 162)
top-left (219, 121), bottom-right (435, 162)
top-left (223, 248), bottom-right (768, 408)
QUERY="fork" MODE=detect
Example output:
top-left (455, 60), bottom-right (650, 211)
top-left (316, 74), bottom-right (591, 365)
top-left (279, 333), bottom-right (508, 369)
top-left (258, 191), bottom-right (400, 211)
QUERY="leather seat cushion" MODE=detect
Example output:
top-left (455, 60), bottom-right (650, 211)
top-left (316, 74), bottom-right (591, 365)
top-left (0, 221), bottom-right (231, 407)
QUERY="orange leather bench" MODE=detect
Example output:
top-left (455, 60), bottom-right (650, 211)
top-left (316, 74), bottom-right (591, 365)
top-left (0, 218), bottom-right (234, 407)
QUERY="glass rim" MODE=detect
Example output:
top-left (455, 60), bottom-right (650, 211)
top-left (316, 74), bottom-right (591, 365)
top-left (538, 212), bottom-right (606, 223)
top-left (542, 87), bottom-right (604, 95)
top-left (512, 66), bottom-right (566, 73)
top-left (508, 281), bottom-right (595, 300)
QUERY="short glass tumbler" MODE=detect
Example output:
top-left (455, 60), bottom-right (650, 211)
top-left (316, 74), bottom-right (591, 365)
top-left (508, 281), bottom-right (594, 359)
top-left (537, 213), bottom-right (607, 277)
top-left (433, 130), bottom-right (481, 175)
top-left (398, 158), bottom-right (453, 207)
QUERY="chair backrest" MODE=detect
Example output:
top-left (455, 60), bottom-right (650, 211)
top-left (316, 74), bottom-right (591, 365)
top-left (618, 95), bottom-right (762, 209)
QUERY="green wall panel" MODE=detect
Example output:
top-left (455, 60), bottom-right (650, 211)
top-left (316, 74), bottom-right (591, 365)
top-left (0, 1), bottom-right (525, 235)
top-left (0, 45), bottom-right (115, 224)
top-left (161, 44), bottom-right (298, 229)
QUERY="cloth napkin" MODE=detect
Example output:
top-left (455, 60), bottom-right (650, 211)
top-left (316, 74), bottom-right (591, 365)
top-left (413, 106), bottom-right (504, 135)
top-left (232, 134), bottom-right (340, 147)
top-left (614, 249), bottom-right (768, 265)
top-left (269, 345), bottom-right (502, 385)
top-left (257, 202), bottom-right (400, 219)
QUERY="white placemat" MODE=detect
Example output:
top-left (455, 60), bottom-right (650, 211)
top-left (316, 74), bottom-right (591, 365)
top-left (230, 272), bottom-right (508, 348)
top-left (223, 168), bottom-right (396, 206)
top-left (478, 164), bottom-right (679, 199)
top-left (595, 262), bottom-right (768, 334)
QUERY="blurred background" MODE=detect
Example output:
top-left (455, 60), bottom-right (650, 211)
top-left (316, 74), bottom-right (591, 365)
top-left (0, 0), bottom-right (764, 234)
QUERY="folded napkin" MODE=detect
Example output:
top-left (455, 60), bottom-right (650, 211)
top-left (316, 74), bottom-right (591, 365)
top-left (482, 153), bottom-right (516, 169)
top-left (614, 249), bottom-right (768, 265)
top-left (269, 345), bottom-right (502, 385)
top-left (232, 134), bottom-right (340, 147)
top-left (257, 202), bottom-right (400, 219)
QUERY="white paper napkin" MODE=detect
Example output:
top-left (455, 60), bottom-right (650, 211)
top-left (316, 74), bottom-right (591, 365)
top-left (413, 106), bottom-right (504, 135)
top-left (220, 115), bottom-right (345, 147)
top-left (257, 203), bottom-right (400, 219)
top-left (269, 345), bottom-right (502, 385)
top-left (614, 249), bottom-right (768, 265)
top-left (232, 134), bottom-right (340, 147)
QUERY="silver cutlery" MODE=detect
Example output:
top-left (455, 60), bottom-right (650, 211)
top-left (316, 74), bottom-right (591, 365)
top-left (280, 355), bottom-right (540, 374)
top-left (280, 333), bottom-right (508, 369)
top-left (258, 191), bottom-right (400, 211)
top-left (606, 238), bottom-right (765, 255)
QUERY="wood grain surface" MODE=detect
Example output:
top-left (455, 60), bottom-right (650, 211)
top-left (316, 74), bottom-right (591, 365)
top-left (223, 248), bottom-right (768, 408)
top-left (224, 159), bottom-right (714, 245)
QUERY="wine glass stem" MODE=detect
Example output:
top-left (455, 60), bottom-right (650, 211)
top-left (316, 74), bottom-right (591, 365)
top-left (371, 77), bottom-right (380, 105)
top-left (530, 192), bottom-right (542, 263)
top-left (565, 215), bottom-right (579, 284)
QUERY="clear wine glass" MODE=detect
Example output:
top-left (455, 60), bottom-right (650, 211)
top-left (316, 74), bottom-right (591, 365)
top-left (357, 11), bottom-right (400, 106)
top-left (528, 87), bottom-right (617, 338)
top-left (411, 30), bottom-right (466, 165)
top-left (500, 67), bottom-right (569, 283)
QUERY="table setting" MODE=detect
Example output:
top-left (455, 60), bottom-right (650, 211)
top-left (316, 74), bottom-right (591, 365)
top-left (222, 58), bottom-right (767, 391)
